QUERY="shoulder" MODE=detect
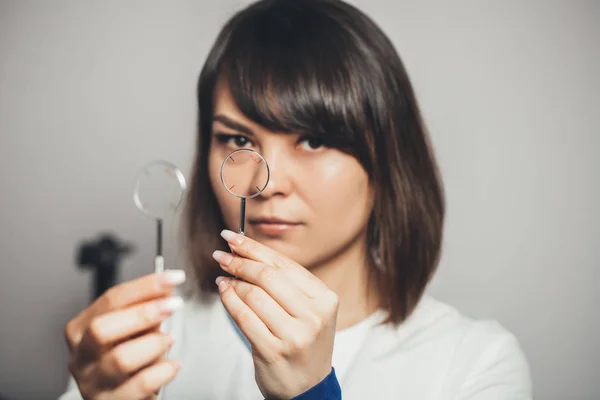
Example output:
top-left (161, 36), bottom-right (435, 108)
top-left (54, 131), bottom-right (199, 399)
top-left (414, 296), bottom-right (533, 398)
top-left (416, 296), bottom-right (524, 349)
top-left (371, 296), bottom-right (532, 398)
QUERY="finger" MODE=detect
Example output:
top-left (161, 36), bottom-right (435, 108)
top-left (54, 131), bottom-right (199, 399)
top-left (65, 270), bottom-right (186, 350)
top-left (220, 277), bottom-right (297, 340)
top-left (102, 359), bottom-right (181, 400)
top-left (118, 324), bottom-right (161, 345)
top-left (220, 230), bottom-right (326, 297)
top-left (97, 332), bottom-right (175, 384)
top-left (213, 250), bottom-right (310, 319)
top-left (76, 296), bottom-right (183, 363)
top-left (96, 270), bottom-right (186, 312)
top-left (217, 278), bottom-right (280, 357)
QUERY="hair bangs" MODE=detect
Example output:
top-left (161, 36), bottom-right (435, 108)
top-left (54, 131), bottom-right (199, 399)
top-left (216, 5), bottom-right (374, 167)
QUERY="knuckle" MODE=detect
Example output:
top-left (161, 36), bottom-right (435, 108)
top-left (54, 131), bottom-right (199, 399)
top-left (245, 239), bottom-right (258, 254)
top-left (285, 333), bottom-right (309, 354)
top-left (230, 256), bottom-right (245, 276)
top-left (138, 306), bottom-right (158, 326)
top-left (87, 318), bottom-right (105, 346)
top-left (257, 267), bottom-right (276, 285)
top-left (236, 309), bottom-right (254, 328)
top-left (109, 347), bottom-right (130, 373)
top-left (308, 314), bottom-right (325, 333)
top-left (323, 290), bottom-right (339, 312)
top-left (278, 257), bottom-right (294, 270)
top-left (136, 373), bottom-right (156, 395)
top-left (258, 346), bottom-right (283, 364)
top-left (100, 288), bottom-right (119, 311)
top-left (243, 285), bottom-right (262, 305)
top-left (64, 320), bottom-right (77, 348)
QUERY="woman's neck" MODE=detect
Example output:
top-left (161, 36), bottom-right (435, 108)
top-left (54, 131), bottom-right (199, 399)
top-left (309, 237), bottom-right (380, 331)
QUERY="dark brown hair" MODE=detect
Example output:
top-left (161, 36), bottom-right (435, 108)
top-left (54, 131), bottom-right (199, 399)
top-left (184, 0), bottom-right (445, 324)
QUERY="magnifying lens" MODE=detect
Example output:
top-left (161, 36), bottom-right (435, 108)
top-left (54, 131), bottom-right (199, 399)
top-left (133, 160), bottom-right (187, 273)
top-left (220, 149), bottom-right (270, 235)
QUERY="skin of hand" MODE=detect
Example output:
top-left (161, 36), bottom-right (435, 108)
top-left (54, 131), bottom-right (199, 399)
top-left (63, 271), bottom-right (186, 400)
top-left (213, 229), bottom-right (339, 399)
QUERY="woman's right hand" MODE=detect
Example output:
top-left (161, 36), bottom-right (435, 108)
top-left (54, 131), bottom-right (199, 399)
top-left (64, 270), bottom-right (186, 400)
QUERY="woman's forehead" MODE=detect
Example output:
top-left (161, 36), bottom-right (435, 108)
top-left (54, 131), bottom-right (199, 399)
top-left (212, 76), bottom-right (290, 134)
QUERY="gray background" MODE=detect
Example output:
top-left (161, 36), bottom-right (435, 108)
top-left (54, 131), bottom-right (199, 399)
top-left (0, 1), bottom-right (598, 399)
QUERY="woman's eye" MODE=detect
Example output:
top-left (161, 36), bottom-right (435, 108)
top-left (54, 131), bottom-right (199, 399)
top-left (299, 136), bottom-right (324, 151)
top-left (214, 134), bottom-right (252, 148)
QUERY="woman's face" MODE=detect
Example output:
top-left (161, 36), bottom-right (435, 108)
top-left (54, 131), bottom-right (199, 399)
top-left (208, 81), bottom-right (374, 269)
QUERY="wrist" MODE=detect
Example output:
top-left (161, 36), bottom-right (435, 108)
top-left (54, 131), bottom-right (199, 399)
top-left (288, 367), bottom-right (341, 400)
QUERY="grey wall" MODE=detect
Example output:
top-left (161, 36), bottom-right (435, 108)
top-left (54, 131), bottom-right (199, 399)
top-left (0, 1), bottom-right (598, 399)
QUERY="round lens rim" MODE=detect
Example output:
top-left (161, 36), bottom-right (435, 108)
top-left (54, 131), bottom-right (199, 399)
top-left (219, 149), bottom-right (270, 199)
top-left (133, 160), bottom-right (187, 220)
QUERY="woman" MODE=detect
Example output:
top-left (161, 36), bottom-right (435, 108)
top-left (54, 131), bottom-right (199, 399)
top-left (60, 0), bottom-right (532, 399)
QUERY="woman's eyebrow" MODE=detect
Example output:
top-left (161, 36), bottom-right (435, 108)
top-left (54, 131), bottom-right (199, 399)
top-left (213, 114), bottom-right (255, 136)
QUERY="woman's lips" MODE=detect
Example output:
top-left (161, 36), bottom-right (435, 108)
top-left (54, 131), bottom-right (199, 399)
top-left (249, 218), bottom-right (302, 235)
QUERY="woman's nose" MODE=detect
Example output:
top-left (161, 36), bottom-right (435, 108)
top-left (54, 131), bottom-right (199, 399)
top-left (259, 150), bottom-right (293, 198)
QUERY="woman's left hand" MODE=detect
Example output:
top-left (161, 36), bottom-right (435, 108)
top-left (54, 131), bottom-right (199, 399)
top-left (212, 229), bottom-right (339, 399)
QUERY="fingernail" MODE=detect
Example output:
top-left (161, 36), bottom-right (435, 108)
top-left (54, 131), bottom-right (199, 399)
top-left (221, 229), bottom-right (243, 245)
top-left (158, 296), bottom-right (184, 315)
top-left (217, 280), bottom-right (229, 293)
top-left (215, 276), bottom-right (225, 285)
top-left (213, 250), bottom-right (233, 266)
top-left (159, 270), bottom-right (186, 287)
top-left (216, 276), bottom-right (232, 286)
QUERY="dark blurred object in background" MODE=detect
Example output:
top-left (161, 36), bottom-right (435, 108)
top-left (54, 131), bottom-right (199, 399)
top-left (76, 233), bottom-right (135, 301)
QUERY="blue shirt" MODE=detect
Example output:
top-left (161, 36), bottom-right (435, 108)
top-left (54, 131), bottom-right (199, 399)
top-left (290, 368), bottom-right (341, 400)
